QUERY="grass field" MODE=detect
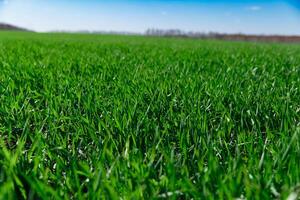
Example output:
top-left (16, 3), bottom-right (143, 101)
top-left (0, 31), bottom-right (299, 199)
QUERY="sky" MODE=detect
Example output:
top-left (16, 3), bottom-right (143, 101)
top-left (0, 0), bottom-right (299, 35)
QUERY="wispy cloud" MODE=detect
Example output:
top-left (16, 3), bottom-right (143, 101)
top-left (247, 6), bottom-right (262, 11)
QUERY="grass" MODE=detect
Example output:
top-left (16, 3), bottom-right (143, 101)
top-left (0, 31), bottom-right (299, 199)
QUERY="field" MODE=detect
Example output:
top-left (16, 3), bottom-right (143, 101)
top-left (0, 31), bottom-right (299, 199)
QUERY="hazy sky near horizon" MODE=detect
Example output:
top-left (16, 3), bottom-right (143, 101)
top-left (0, 0), bottom-right (299, 35)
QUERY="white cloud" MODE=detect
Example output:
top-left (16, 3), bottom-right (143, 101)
top-left (247, 6), bottom-right (262, 11)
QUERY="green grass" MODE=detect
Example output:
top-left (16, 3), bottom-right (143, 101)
top-left (0, 31), bottom-right (299, 199)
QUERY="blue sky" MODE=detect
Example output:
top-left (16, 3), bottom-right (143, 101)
top-left (0, 0), bottom-right (299, 35)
